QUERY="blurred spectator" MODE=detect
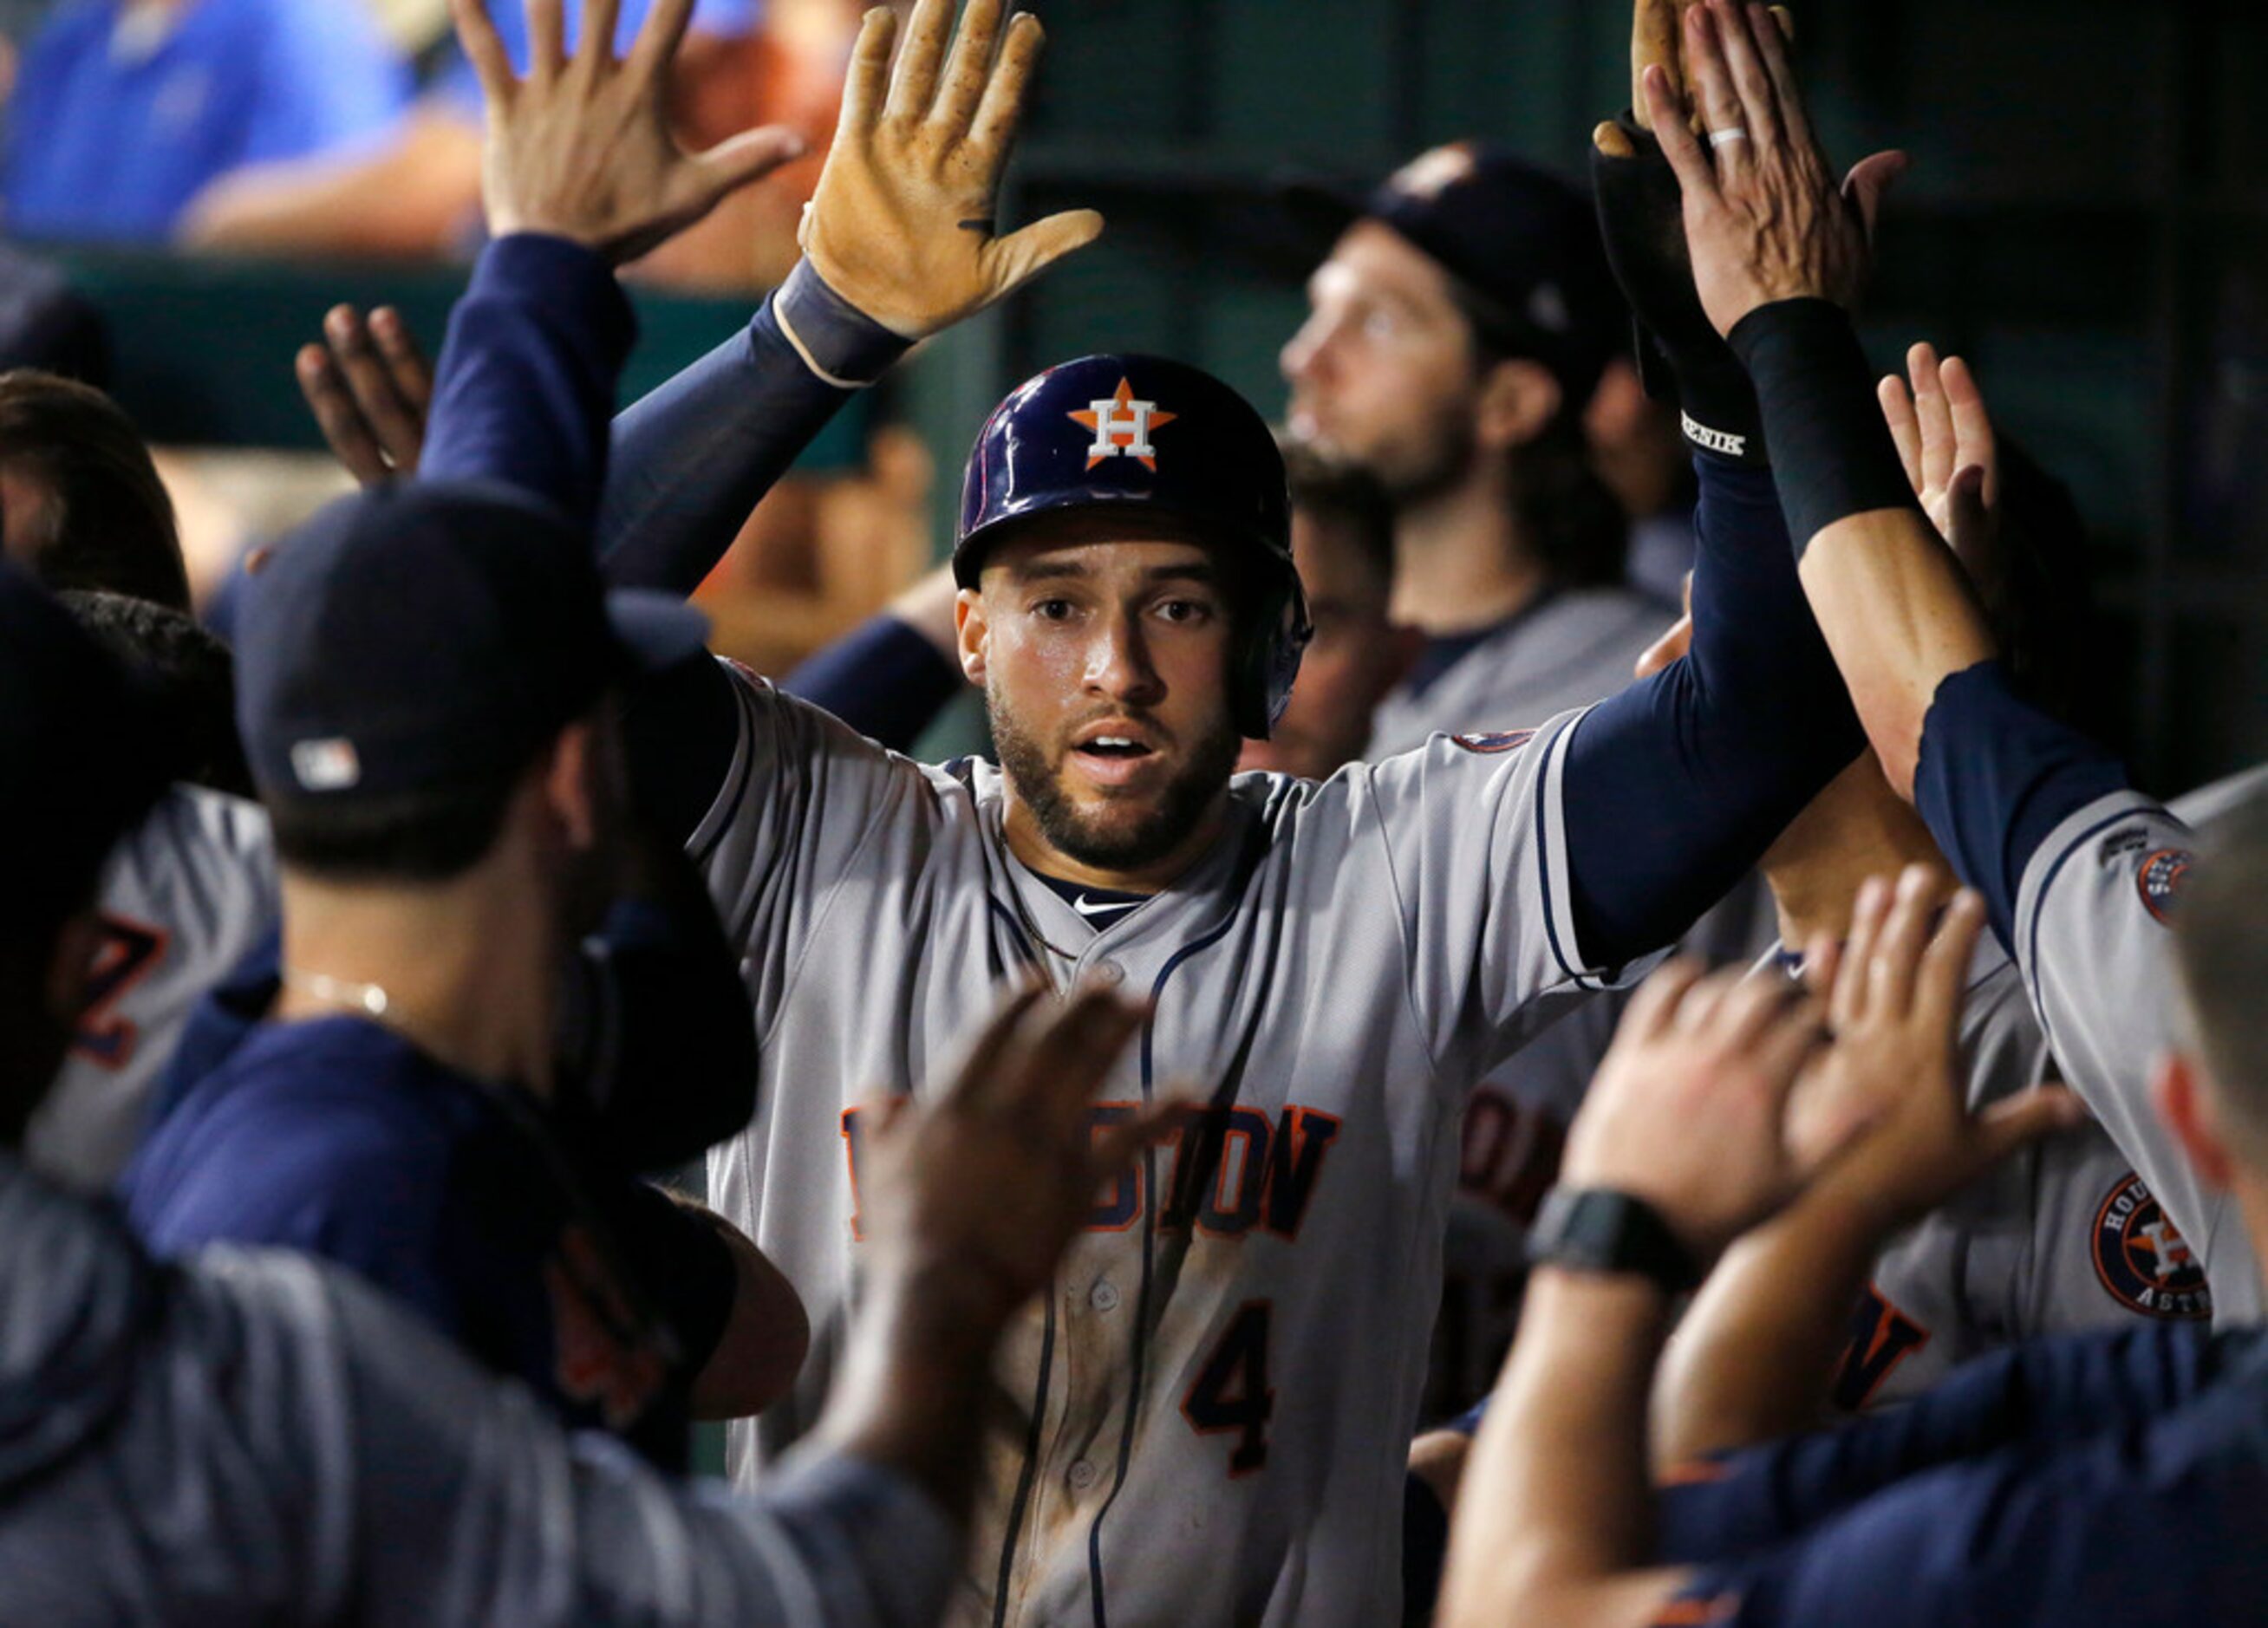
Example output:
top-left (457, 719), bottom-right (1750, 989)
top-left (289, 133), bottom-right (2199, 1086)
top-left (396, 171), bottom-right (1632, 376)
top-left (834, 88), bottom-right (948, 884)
top-left (180, 0), bottom-right (855, 289)
top-left (3, 0), bottom-right (411, 244)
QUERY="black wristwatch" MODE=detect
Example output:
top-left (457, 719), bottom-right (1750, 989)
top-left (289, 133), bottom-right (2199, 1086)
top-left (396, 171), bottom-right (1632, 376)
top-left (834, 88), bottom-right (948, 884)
top-left (1525, 1187), bottom-right (1700, 1295)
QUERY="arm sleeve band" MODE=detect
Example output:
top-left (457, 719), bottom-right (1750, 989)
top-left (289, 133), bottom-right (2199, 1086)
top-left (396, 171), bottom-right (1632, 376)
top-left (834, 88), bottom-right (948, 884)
top-left (1727, 298), bottom-right (1920, 555)
top-left (1912, 659), bottom-right (2131, 947)
top-left (782, 615), bottom-right (963, 753)
top-left (1561, 457), bottom-right (1866, 968)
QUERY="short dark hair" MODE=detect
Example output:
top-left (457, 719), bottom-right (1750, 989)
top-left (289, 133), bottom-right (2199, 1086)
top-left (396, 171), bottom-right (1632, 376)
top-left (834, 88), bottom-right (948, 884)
top-left (1282, 440), bottom-right (1395, 588)
top-left (57, 589), bottom-right (252, 799)
top-left (2171, 790), bottom-right (2268, 1157)
top-left (266, 761), bottom-right (533, 883)
top-left (0, 370), bottom-right (189, 612)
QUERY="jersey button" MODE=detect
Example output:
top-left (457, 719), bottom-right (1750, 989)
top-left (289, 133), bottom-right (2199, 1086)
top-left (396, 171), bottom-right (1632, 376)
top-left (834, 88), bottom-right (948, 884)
top-left (1068, 1459), bottom-right (1099, 1491)
top-left (1090, 1279), bottom-right (1121, 1312)
top-left (1092, 960), bottom-right (1125, 987)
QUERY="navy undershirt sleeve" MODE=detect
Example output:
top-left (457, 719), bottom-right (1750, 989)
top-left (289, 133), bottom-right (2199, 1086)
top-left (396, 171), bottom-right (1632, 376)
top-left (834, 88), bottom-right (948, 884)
top-left (1561, 457), bottom-right (1866, 968)
top-left (1655, 1322), bottom-right (2232, 1564)
top-left (420, 233), bottom-right (634, 526)
top-left (781, 613), bottom-right (963, 751)
top-left (599, 258), bottom-right (912, 595)
top-left (1912, 659), bottom-right (2132, 948)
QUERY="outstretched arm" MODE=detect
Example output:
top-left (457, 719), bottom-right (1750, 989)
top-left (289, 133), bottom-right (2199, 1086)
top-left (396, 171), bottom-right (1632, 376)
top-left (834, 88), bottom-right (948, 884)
top-left (1644, 0), bottom-right (2131, 947)
top-left (1556, 0), bottom-right (1905, 970)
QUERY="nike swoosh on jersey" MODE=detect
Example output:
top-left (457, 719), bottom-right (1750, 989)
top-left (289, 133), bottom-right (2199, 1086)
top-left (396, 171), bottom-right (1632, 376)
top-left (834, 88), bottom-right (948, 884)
top-left (1072, 894), bottom-right (1142, 919)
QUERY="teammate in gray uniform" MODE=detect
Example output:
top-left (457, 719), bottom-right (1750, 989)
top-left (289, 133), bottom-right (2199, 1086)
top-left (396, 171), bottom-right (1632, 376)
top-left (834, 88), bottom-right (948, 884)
top-left (25, 593), bottom-right (276, 1188)
top-left (0, 557), bottom-right (1185, 1628)
top-left (1282, 141), bottom-right (1670, 759)
top-left (1688, 121), bottom-right (2268, 1319)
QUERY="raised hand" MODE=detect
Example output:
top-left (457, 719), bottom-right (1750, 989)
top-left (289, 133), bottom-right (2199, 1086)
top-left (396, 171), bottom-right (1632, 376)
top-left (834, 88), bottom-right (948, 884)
top-left (452, 0), bottom-right (808, 264)
top-left (1643, 0), bottom-right (1906, 336)
top-left (297, 305), bottom-right (432, 485)
top-left (853, 979), bottom-right (1185, 1333)
top-left (1787, 867), bottom-right (2083, 1227)
top-left (798, 0), bottom-right (1104, 340)
top-left (1560, 957), bottom-right (1836, 1270)
top-left (1880, 342), bottom-right (2000, 578)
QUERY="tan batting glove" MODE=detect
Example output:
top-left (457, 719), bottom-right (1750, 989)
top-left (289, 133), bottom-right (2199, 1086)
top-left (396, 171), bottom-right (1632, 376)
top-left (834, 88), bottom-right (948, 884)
top-left (1597, 0), bottom-right (1789, 155)
top-left (799, 0), bottom-right (1103, 341)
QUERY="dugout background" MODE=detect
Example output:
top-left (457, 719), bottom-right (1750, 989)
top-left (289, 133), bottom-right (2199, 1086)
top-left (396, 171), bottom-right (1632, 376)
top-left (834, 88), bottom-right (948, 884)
top-left (55, 0), bottom-right (2268, 794)
top-left (896, 0), bottom-right (2268, 796)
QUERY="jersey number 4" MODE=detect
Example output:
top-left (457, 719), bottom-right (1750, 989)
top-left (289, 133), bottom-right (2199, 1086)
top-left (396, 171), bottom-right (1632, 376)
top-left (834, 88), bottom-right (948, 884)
top-left (72, 915), bottom-right (167, 1070)
top-left (1182, 1300), bottom-right (1274, 1476)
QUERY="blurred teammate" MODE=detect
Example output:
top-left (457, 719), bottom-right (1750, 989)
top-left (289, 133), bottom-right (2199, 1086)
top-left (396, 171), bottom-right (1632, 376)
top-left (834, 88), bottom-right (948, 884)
top-left (1235, 443), bottom-right (1417, 781)
top-left (1281, 142), bottom-right (1668, 754)
top-left (0, 369), bottom-right (189, 609)
top-left (1439, 827), bottom-right (2268, 1627)
top-left (0, 558), bottom-right (1177, 1623)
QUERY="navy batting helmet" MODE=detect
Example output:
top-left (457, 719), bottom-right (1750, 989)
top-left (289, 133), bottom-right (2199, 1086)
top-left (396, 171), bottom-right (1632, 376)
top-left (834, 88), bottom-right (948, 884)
top-left (955, 354), bottom-right (1311, 740)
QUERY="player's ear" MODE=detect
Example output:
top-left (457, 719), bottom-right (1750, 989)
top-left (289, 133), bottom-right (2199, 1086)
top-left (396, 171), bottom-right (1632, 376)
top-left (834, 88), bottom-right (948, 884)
top-left (542, 720), bottom-right (603, 853)
top-left (956, 587), bottom-right (989, 685)
top-left (2156, 1051), bottom-right (2239, 1192)
top-left (1473, 356), bottom-right (1561, 454)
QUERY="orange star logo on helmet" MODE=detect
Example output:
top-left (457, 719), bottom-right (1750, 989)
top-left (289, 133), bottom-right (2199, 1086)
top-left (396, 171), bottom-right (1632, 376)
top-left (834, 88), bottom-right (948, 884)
top-left (1069, 378), bottom-right (1178, 471)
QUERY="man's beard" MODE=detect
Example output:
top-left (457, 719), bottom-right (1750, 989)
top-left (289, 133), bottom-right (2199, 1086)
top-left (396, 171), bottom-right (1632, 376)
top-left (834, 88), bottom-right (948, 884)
top-left (989, 691), bottom-right (1242, 876)
top-left (1295, 395), bottom-right (1480, 511)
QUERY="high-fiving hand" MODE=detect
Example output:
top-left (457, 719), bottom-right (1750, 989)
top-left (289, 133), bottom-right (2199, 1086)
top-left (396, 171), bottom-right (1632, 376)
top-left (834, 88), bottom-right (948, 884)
top-left (1880, 342), bottom-right (2000, 581)
top-left (1643, 0), bottom-right (1906, 335)
top-left (1788, 867), bottom-right (2084, 1229)
top-left (1561, 956), bottom-right (1837, 1270)
top-left (453, 0), bottom-right (809, 264)
top-left (297, 304), bottom-right (431, 485)
top-left (798, 0), bottom-right (1104, 340)
top-left (854, 979), bottom-right (1185, 1336)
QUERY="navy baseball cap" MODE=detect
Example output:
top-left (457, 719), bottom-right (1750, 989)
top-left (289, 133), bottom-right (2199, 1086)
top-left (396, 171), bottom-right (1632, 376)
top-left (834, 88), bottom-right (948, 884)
top-left (1294, 140), bottom-right (1626, 404)
top-left (0, 563), bottom-right (170, 928)
top-left (235, 480), bottom-right (709, 803)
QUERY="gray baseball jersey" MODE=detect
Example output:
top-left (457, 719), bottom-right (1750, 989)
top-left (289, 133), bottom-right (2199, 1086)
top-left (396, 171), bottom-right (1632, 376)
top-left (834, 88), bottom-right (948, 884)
top-left (1361, 583), bottom-right (1745, 1413)
top-left (24, 785), bottom-right (277, 1189)
top-left (700, 668), bottom-right (1634, 1627)
top-left (2010, 775), bottom-right (2265, 1324)
top-left (0, 1151), bottom-right (957, 1627)
top-left (1363, 585), bottom-right (1667, 763)
top-left (1795, 936), bottom-right (2212, 1411)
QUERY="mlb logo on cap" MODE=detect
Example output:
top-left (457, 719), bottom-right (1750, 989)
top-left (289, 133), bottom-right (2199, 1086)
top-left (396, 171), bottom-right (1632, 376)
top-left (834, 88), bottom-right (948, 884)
top-left (290, 738), bottom-right (362, 791)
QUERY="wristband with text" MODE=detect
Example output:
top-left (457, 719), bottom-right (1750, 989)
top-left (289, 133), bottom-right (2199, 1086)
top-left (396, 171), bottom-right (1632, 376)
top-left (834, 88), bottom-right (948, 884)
top-left (1727, 296), bottom-right (1919, 555)
top-left (1526, 1186), bottom-right (1700, 1294)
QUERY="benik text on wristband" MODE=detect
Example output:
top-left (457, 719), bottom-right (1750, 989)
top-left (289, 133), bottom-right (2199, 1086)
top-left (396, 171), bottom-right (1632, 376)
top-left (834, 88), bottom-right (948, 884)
top-left (1728, 297), bottom-right (1920, 556)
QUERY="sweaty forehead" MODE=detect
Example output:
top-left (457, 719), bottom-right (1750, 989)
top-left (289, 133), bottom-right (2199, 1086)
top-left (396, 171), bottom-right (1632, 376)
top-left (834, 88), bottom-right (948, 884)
top-left (981, 511), bottom-right (1227, 584)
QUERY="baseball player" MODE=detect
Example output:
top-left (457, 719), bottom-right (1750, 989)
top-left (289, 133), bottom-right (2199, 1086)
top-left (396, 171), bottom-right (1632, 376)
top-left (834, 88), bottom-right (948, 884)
top-left (405, 4), bottom-right (1896, 1621)
top-left (1642, 0), bottom-right (2260, 1312)
top-left (1437, 826), bottom-right (2268, 1627)
top-left (1282, 143), bottom-right (1672, 757)
top-left (23, 591), bottom-right (277, 1189)
top-left (0, 557), bottom-right (1182, 1625)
